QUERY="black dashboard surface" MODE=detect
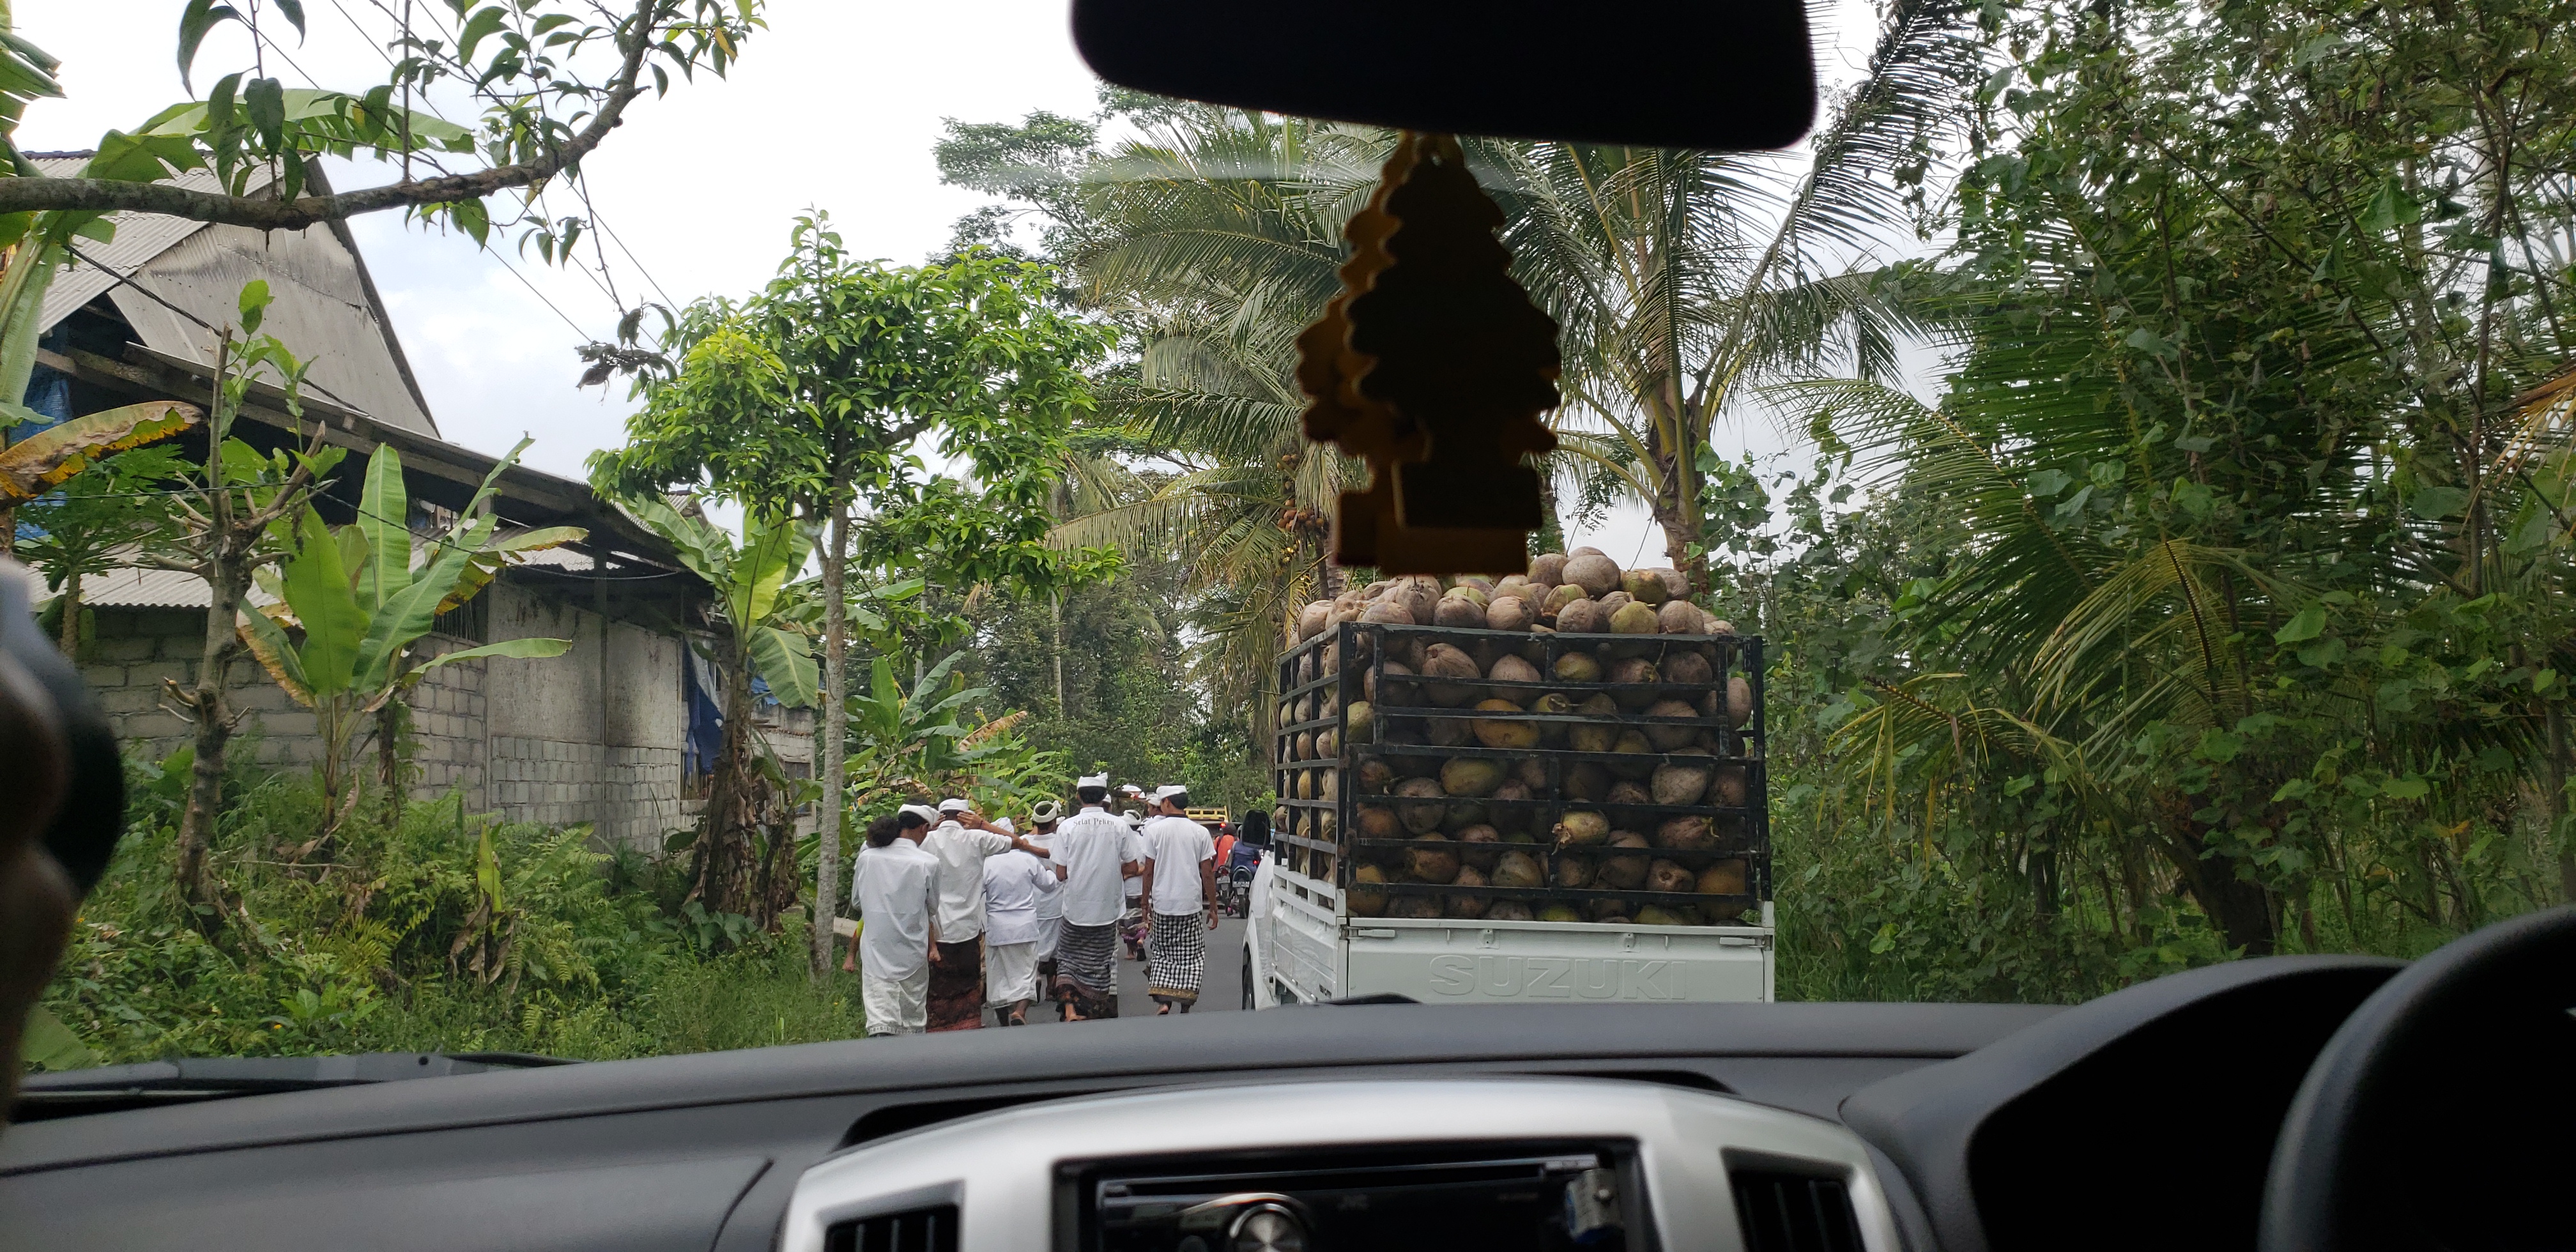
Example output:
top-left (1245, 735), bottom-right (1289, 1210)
top-left (0, 1002), bottom-right (2054, 1251)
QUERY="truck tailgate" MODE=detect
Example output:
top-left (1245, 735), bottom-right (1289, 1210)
top-left (1345, 915), bottom-right (1772, 1004)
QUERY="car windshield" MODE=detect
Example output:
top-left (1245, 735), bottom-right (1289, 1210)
top-left (12, 0), bottom-right (2574, 1080)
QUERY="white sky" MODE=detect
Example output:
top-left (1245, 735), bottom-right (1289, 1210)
top-left (20, 0), bottom-right (1892, 569)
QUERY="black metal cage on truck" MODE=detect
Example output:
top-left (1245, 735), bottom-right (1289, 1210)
top-left (1272, 621), bottom-right (1770, 926)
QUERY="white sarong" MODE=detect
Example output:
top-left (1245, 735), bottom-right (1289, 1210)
top-left (985, 940), bottom-right (1040, 1009)
top-left (862, 965), bottom-right (929, 1036)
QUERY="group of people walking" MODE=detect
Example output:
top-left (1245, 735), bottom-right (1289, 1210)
top-left (842, 774), bottom-right (1220, 1034)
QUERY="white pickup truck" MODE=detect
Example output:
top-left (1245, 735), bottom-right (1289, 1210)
top-left (1243, 855), bottom-right (1775, 1007)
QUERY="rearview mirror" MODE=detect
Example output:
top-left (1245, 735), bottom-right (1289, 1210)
top-left (1070, 0), bottom-right (1818, 150)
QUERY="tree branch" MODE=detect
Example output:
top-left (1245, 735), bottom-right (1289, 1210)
top-left (0, 0), bottom-right (659, 228)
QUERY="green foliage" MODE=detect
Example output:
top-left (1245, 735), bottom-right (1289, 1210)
top-left (38, 752), bottom-right (865, 1066)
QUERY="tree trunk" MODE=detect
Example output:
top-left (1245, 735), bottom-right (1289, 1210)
top-left (1050, 592), bottom-right (1066, 716)
top-left (2152, 788), bottom-right (2278, 956)
top-left (1644, 406), bottom-right (1711, 595)
top-left (1535, 455), bottom-right (1566, 556)
top-left (810, 501), bottom-right (849, 980)
top-left (175, 547), bottom-right (250, 915)
top-left (377, 698), bottom-right (404, 835)
top-left (55, 570), bottom-right (81, 655)
top-left (691, 648), bottom-right (764, 918)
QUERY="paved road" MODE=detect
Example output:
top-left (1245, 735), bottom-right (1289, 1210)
top-left (1011, 916), bottom-right (1248, 1025)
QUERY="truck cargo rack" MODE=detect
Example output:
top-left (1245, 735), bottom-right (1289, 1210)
top-left (1272, 619), bottom-right (1770, 926)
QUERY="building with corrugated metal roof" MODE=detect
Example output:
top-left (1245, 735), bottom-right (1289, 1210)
top-left (24, 154), bottom-right (813, 848)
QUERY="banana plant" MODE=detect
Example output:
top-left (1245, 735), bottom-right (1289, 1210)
top-left (621, 496), bottom-right (821, 923)
top-left (240, 441), bottom-right (581, 852)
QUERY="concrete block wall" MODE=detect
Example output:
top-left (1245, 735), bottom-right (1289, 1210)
top-left (74, 585), bottom-right (692, 851)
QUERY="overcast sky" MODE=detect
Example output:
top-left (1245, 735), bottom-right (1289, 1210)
top-left (19, 0), bottom-right (1887, 569)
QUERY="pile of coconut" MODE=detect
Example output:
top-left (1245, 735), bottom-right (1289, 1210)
top-left (1290, 547), bottom-right (1732, 645)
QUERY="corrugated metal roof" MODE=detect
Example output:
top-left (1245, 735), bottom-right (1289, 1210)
top-left (70, 567), bottom-right (279, 611)
top-left (29, 153), bottom-right (441, 438)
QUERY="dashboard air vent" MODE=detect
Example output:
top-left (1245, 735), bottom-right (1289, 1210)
top-left (824, 1204), bottom-right (958, 1252)
top-left (1731, 1170), bottom-right (1861, 1252)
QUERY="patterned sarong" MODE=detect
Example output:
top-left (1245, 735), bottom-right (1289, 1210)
top-left (926, 938), bottom-right (984, 1031)
top-left (1054, 920), bottom-right (1120, 1019)
top-left (1147, 912), bottom-right (1208, 1007)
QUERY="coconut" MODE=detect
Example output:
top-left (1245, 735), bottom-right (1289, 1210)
top-left (1427, 715), bottom-right (1473, 747)
top-left (1597, 832), bottom-right (1652, 889)
top-left (1553, 598), bottom-right (1605, 635)
top-left (1538, 903), bottom-right (1585, 923)
top-left (1726, 675), bottom-right (1754, 728)
top-left (1621, 569), bottom-right (1671, 606)
top-left (1357, 805), bottom-right (1404, 840)
top-left (1365, 660), bottom-right (1410, 705)
top-left (1647, 859), bottom-right (1696, 894)
top-left (1606, 729), bottom-right (1657, 780)
top-left (1709, 616), bottom-right (1737, 636)
top-left (1486, 900), bottom-right (1537, 922)
top-left (1395, 777), bottom-right (1446, 833)
top-left (1541, 583), bottom-right (1588, 618)
top-left (1711, 763), bottom-right (1749, 807)
top-left (1393, 576), bottom-right (1443, 625)
top-left (1443, 881), bottom-right (1491, 920)
top-left (1655, 814), bottom-right (1717, 851)
top-left (1487, 653), bottom-right (1542, 689)
top-left (1471, 699), bottom-right (1540, 750)
top-left (1405, 833), bottom-right (1460, 884)
top-left (1562, 551), bottom-right (1621, 597)
top-left (1441, 756), bottom-right (1506, 797)
top-left (1652, 759), bottom-right (1712, 806)
top-left (1293, 772), bottom-right (1313, 800)
top-left (1530, 552), bottom-right (1568, 584)
top-left (1420, 643), bottom-right (1482, 706)
top-left (1345, 701), bottom-right (1376, 745)
top-left (1495, 573), bottom-right (1529, 594)
top-left (1642, 699), bottom-right (1699, 751)
top-left (1568, 716), bottom-right (1618, 754)
top-left (1607, 779), bottom-right (1653, 808)
top-left (1356, 757), bottom-right (1397, 793)
top-left (1563, 761), bottom-right (1610, 802)
top-left (1441, 798), bottom-right (1487, 833)
top-left (1392, 895), bottom-right (1445, 919)
top-left (1553, 809), bottom-right (1611, 846)
top-left (1633, 905), bottom-right (1687, 926)
top-left (1492, 850), bottom-right (1547, 889)
top-left (1554, 855), bottom-right (1594, 889)
top-left (1348, 864), bottom-right (1390, 917)
top-left (1552, 650), bottom-right (1604, 683)
top-left (1434, 592), bottom-right (1487, 629)
top-left (1294, 731), bottom-right (1316, 761)
top-left (1609, 601), bottom-right (1662, 636)
top-left (1698, 858), bottom-right (1749, 896)
top-left (1454, 824), bottom-right (1503, 870)
top-left (1658, 600), bottom-right (1702, 635)
top-left (1597, 590), bottom-right (1634, 614)
top-left (1485, 595), bottom-right (1534, 633)
top-left (1360, 598), bottom-right (1414, 629)
top-left (1588, 899), bottom-right (1632, 923)
top-left (1487, 779), bottom-right (1535, 833)
top-left (1607, 657), bottom-right (1661, 710)
top-left (1512, 756), bottom-right (1550, 791)
top-left (1298, 600), bottom-right (1334, 641)
top-left (1662, 649), bottom-right (1713, 687)
top-left (1529, 692), bottom-right (1575, 745)
top-left (1318, 728), bottom-right (1342, 758)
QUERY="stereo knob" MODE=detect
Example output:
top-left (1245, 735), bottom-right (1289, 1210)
top-left (1229, 1202), bottom-right (1306, 1252)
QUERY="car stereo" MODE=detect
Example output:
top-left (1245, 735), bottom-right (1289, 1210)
top-left (1077, 1142), bottom-right (1642, 1252)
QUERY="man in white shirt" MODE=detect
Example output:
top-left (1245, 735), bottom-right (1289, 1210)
top-left (1050, 775), bottom-right (1144, 1021)
top-left (847, 812), bottom-right (940, 1036)
top-left (1118, 811), bottom-right (1149, 960)
top-left (1021, 800), bottom-right (1068, 1014)
top-left (1138, 785), bottom-right (1219, 1014)
top-left (921, 797), bottom-right (1050, 1032)
top-left (979, 816), bottom-right (1055, 1027)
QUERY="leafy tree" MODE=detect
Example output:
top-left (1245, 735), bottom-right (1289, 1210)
top-left (12, 441), bottom-right (192, 652)
top-left (591, 217), bottom-right (1117, 976)
top-left (622, 495), bottom-right (821, 926)
top-left (845, 651), bottom-right (1064, 815)
top-left (240, 445), bottom-right (577, 853)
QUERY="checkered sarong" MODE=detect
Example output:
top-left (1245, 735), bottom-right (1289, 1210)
top-left (1147, 912), bottom-right (1207, 1006)
top-left (1054, 920), bottom-right (1120, 1018)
